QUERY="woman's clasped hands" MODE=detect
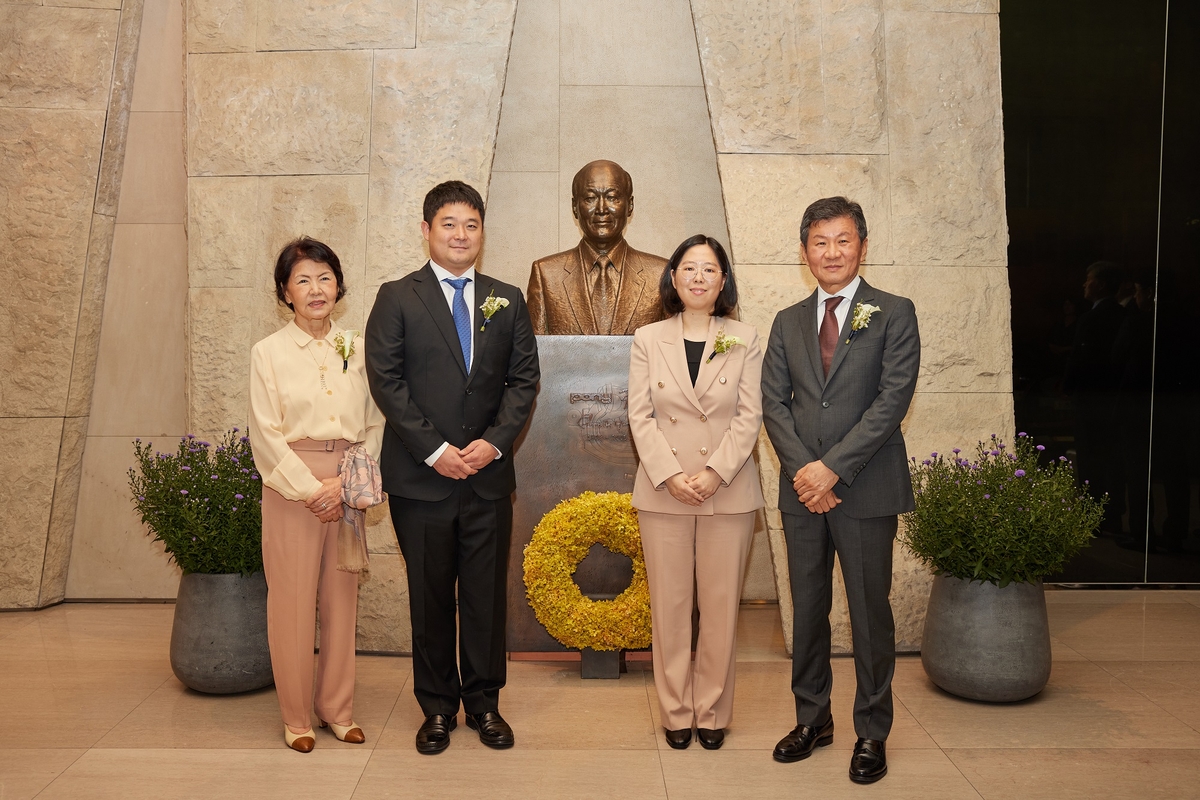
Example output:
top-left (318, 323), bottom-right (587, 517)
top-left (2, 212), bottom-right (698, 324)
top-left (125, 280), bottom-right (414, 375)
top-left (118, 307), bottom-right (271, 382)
top-left (664, 467), bottom-right (722, 507)
top-left (305, 476), bottom-right (343, 523)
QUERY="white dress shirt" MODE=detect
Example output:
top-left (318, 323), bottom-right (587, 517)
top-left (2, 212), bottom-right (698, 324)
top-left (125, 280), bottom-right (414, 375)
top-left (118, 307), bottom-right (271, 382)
top-left (815, 275), bottom-right (862, 337)
top-left (422, 260), bottom-right (501, 467)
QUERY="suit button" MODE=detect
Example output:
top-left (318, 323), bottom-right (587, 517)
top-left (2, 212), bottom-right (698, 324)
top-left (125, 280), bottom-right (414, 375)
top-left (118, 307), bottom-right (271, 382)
top-left (670, 417), bottom-right (677, 423)
top-left (700, 415), bottom-right (707, 422)
top-left (466, 389), bottom-right (473, 395)
top-left (700, 447), bottom-right (708, 455)
top-left (329, 415), bottom-right (335, 422)
top-left (671, 448), bottom-right (677, 455)
top-left (658, 381), bottom-right (664, 388)
top-left (719, 376), bottom-right (727, 384)
top-left (822, 401), bottom-right (830, 408)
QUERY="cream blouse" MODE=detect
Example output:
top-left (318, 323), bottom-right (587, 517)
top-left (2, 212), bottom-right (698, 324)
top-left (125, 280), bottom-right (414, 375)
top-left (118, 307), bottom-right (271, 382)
top-left (249, 320), bottom-right (385, 501)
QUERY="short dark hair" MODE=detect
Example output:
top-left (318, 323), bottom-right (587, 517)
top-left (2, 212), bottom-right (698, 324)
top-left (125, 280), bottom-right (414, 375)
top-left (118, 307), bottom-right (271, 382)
top-left (1085, 260), bottom-right (1125, 295)
top-left (274, 236), bottom-right (346, 310)
top-left (800, 196), bottom-right (869, 246)
top-left (660, 234), bottom-right (738, 318)
top-left (423, 180), bottom-right (485, 225)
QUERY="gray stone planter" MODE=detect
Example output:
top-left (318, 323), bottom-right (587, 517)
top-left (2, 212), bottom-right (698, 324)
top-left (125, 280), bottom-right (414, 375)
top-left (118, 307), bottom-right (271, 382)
top-left (920, 574), bottom-right (1051, 702)
top-left (170, 572), bottom-right (273, 694)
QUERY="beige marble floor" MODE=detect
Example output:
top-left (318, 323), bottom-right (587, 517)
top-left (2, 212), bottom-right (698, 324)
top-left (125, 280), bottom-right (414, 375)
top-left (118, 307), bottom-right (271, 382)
top-left (1, 591), bottom-right (1199, 799)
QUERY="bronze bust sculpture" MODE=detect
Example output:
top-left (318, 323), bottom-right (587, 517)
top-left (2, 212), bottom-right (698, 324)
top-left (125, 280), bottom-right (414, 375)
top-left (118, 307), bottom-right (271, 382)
top-left (526, 160), bottom-right (668, 335)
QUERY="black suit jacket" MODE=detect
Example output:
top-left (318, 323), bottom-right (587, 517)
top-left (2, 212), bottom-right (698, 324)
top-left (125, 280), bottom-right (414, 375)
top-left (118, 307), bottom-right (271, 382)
top-left (365, 263), bottom-right (540, 502)
top-left (761, 279), bottom-right (920, 519)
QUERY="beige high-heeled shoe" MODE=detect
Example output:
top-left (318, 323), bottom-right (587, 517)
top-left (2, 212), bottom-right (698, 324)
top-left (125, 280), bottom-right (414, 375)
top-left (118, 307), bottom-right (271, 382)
top-left (284, 725), bottom-right (316, 753)
top-left (320, 719), bottom-right (366, 744)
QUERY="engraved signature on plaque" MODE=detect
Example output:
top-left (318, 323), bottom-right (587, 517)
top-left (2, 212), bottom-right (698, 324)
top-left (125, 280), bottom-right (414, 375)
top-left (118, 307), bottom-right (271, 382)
top-left (567, 383), bottom-right (638, 467)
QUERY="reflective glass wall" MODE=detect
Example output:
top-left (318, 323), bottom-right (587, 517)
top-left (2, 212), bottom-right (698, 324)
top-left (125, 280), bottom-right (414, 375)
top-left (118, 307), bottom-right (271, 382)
top-left (1002, 1), bottom-right (1199, 583)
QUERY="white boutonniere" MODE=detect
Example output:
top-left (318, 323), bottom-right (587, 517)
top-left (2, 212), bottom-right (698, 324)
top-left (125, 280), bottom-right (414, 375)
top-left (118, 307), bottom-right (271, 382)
top-left (846, 302), bottom-right (881, 344)
top-left (479, 289), bottom-right (510, 332)
top-left (333, 330), bottom-right (359, 373)
top-left (706, 329), bottom-right (744, 363)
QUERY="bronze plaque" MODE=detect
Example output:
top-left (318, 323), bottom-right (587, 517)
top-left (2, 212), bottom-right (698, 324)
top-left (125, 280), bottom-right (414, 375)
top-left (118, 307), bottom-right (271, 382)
top-left (507, 335), bottom-right (639, 652)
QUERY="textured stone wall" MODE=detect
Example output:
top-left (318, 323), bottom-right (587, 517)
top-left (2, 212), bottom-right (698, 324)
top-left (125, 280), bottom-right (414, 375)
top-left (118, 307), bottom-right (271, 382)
top-left (692, 0), bottom-right (1013, 653)
top-left (184, 0), bottom-right (518, 651)
top-left (0, 0), bottom-right (143, 607)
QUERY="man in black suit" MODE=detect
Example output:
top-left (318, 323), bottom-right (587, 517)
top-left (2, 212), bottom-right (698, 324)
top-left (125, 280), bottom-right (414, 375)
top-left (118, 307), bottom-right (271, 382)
top-left (761, 197), bottom-right (920, 784)
top-left (366, 181), bottom-right (540, 754)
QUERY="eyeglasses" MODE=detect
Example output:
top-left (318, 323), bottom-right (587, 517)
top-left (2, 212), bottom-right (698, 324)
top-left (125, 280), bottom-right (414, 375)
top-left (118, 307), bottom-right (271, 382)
top-left (675, 265), bottom-right (724, 282)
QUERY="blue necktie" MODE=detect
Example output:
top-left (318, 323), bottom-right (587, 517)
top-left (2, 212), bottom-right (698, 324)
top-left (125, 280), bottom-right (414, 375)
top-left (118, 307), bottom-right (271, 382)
top-left (444, 277), bottom-right (472, 372)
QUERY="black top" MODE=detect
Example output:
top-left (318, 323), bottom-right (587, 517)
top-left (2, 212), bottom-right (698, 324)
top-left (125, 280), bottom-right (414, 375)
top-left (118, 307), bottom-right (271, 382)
top-left (684, 339), bottom-right (705, 386)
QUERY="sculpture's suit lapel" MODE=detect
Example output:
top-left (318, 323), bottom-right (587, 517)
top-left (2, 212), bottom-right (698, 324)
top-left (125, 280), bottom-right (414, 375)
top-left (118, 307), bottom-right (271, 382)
top-left (612, 252), bottom-right (649, 335)
top-left (562, 245), bottom-right (599, 335)
top-left (412, 262), bottom-right (468, 378)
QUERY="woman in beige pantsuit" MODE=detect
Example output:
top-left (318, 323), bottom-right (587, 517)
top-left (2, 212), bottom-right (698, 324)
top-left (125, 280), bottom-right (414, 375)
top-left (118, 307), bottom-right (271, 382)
top-left (249, 237), bottom-right (384, 752)
top-left (628, 234), bottom-right (764, 751)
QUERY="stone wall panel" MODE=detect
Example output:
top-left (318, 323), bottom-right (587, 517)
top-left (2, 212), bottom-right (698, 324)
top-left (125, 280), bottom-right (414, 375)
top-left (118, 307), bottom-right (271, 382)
top-left (0, 108), bottom-right (106, 417)
top-left (258, 0), bottom-right (416, 51)
top-left (367, 46), bottom-right (508, 284)
top-left (561, 0), bottom-right (701, 87)
top-left (188, 287), bottom-right (252, 438)
top-left (188, 51), bottom-right (372, 176)
top-left (691, 0), bottom-right (886, 154)
top-left (39, 416), bottom-right (90, 605)
top-left (886, 11), bottom-right (1007, 264)
top-left (719, 153), bottom-right (891, 265)
top-left (865, 265), bottom-right (1013, 393)
top-left (64, 214), bottom-right (117, 418)
top-left (0, 6), bottom-right (119, 109)
top-left (355, 552), bottom-right (411, 653)
top-left (418, 0), bottom-right (516, 47)
top-left (188, 177), bottom-right (260, 288)
top-left (187, 0), bottom-right (255, 53)
top-left (0, 418), bottom-right (64, 608)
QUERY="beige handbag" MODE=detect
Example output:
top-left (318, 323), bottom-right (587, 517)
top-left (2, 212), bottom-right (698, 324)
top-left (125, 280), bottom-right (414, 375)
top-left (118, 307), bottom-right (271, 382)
top-left (337, 443), bottom-right (386, 573)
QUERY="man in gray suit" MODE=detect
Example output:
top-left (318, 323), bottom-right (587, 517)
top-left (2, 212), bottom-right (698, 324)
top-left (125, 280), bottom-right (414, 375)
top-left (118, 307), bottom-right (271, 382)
top-left (761, 197), bottom-right (920, 784)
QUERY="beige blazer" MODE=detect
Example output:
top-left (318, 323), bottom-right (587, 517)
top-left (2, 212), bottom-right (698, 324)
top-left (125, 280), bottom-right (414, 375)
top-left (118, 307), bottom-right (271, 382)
top-left (629, 314), bottom-right (765, 515)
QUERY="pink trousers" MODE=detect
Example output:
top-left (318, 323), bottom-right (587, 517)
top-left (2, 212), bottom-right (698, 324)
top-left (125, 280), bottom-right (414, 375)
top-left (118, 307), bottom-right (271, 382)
top-left (261, 439), bottom-right (358, 731)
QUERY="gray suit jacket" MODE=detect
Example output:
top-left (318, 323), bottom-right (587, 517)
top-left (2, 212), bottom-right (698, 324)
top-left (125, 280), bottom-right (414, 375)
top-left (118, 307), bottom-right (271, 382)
top-left (761, 279), bottom-right (920, 519)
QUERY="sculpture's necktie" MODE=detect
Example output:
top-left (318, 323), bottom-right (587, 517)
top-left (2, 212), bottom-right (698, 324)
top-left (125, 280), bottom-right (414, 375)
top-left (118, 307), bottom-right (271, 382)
top-left (444, 277), bottom-right (472, 371)
top-left (594, 258), bottom-right (616, 334)
top-left (819, 296), bottom-right (843, 377)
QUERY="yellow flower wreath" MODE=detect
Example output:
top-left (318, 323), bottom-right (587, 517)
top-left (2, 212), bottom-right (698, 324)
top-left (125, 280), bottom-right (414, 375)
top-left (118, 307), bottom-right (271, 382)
top-left (522, 491), bottom-right (652, 651)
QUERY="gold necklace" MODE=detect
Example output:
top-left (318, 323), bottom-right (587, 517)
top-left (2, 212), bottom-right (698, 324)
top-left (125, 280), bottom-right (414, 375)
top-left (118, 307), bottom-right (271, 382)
top-left (305, 339), bottom-right (332, 394)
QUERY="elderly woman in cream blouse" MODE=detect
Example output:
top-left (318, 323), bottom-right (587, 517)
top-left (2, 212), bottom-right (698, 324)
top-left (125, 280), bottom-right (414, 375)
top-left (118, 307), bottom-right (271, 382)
top-left (249, 237), bottom-right (384, 753)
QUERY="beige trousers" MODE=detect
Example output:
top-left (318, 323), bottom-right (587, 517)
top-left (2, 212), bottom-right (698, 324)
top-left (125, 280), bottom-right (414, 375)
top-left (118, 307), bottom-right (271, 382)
top-left (261, 439), bottom-right (358, 731)
top-left (638, 510), bottom-right (756, 731)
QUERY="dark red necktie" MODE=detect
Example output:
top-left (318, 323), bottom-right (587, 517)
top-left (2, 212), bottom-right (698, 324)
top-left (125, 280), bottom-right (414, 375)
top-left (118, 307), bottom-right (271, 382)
top-left (820, 296), bottom-right (842, 377)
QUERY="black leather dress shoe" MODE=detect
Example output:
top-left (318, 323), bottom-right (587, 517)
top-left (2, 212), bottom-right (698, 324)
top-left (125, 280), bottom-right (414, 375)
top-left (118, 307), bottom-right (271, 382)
top-left (416, 714), bottom-right (456, 755)
top-left (849, 738), bottom-right (887, 783)
top-left (697, 728), bottom-right (724, 750)
top-left (664, 728), bottom-right (692, 749)
top-left (772, 718), bottom-right (834, 763)
top-left (465, 710), bottom-right (515, 749)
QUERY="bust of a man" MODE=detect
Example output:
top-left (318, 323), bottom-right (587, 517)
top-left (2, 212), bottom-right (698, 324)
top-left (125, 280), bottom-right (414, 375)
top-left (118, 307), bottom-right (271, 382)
top-left (526, 160), bottom-right (668, 335)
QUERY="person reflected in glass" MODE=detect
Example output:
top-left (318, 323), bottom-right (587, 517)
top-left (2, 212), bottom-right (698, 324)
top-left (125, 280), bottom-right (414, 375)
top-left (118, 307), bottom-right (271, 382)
top-left (627, 235), bottom-right (764, 751)
top-left (249, 237), bottom-right (384, 752)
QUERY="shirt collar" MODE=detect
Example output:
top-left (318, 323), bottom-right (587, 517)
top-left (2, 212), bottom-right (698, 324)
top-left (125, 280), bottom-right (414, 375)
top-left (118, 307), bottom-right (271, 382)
top-left (817, 275), bottom-right (862, 308)
top-left (579, 239), bottom-right (628, 270)
top-left (286, 318), bottom-right (342, 347)
top-left (429, 259), bottom-right (477, 284)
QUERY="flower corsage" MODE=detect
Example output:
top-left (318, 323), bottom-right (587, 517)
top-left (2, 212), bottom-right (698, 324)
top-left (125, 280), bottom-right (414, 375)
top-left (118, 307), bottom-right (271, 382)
top-left (706, 329), bottom-right (744, 363)
top-left (846, 302), bottom-right (881, 344)
top-left (333, 330), bottom-right (359, 373)
top-left (479, 289), bottom-right (510, 332)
